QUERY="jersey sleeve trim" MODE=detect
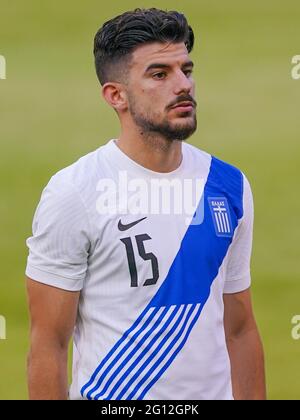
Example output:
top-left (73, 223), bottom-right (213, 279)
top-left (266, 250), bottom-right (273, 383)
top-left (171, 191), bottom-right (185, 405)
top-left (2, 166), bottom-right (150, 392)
top-left (223, 271), bottom-right (251, 294)
top-left (26, 264), bottom-right (84, 291)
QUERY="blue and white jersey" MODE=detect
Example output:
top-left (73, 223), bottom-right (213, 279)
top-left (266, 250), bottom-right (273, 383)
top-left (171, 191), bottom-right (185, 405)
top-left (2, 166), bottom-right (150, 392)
top-left (26, 139), bottom-right (253, 400)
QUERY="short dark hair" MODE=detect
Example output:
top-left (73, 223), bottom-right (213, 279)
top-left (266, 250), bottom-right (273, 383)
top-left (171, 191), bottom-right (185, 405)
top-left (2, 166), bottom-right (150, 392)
top-left (93, 8), bottom-right (194, 85)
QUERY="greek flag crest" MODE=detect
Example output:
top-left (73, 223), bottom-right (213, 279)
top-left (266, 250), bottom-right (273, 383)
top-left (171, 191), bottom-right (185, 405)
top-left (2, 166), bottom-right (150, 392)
top-left (208, 197), bottom-right (233, 237)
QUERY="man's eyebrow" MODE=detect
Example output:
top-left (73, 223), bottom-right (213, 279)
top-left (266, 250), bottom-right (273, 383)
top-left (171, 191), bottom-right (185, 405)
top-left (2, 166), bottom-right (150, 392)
top-left (144, 63), bottom-right (170, 73)
top-left (182, 61), bottom-right (194, 68)
top-left (144, 61), bottom-right (194, 73)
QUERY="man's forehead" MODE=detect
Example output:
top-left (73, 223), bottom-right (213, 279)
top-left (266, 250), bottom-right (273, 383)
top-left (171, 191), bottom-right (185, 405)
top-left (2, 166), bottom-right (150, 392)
top-left (131, 42), bottom-right (190, 68)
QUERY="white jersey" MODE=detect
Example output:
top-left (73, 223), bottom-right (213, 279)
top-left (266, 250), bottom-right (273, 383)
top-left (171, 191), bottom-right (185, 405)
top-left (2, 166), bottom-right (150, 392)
top-left (26, 139), bottom-right (253, 400)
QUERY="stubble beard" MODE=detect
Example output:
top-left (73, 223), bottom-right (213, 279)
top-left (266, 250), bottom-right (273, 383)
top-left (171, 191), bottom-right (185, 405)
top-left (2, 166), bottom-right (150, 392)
top-left (128, 96), bottom-right (197, 143)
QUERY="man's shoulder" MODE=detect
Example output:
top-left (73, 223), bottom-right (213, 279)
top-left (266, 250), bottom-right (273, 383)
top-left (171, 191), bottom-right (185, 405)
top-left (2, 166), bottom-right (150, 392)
top-left (186, 143), bottom-right (249, 213)
top-left (46, 144), bottom-right (107, 197)
top-left (185, 142), bottom-right (243, 174)
top-left (183, 141), bottom-right (211, 162)
top-left (184, 142), bottom-right (245, 180)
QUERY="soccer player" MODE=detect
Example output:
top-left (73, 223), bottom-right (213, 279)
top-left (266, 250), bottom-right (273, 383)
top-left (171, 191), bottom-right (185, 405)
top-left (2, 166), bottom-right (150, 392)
top-left (26, 8), bottom-right (266, 400)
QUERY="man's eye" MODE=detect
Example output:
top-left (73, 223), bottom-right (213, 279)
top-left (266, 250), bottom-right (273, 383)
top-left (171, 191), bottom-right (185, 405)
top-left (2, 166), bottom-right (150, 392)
top-left (153, 72), bottom-right (166, 80)
top-left (184, 69), bottom-right (193, 77)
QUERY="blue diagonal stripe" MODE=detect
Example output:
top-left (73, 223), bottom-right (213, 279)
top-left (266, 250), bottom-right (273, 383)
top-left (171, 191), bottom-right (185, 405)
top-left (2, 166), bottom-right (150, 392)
top-left (81, 305), bottom-right (160, 398)
top-left (95, 305), bottom-right (180, 400)
top-left (110, 304), bottom-right (188, 400)
top-left (91, 305), bottom-right (171, 400)
top-left (136, 303), bottom-right (202, 400)
top-left (116, 304), bottom-right (193, 400)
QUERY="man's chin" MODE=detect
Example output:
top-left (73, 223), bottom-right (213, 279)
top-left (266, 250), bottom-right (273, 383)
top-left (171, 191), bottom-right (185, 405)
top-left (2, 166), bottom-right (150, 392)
top-left (166, 127), bottom-right (197, 141)
top-left (131, 112), bottom-right (196, 141)
top-left (168, 121), bottom-right (197, 138)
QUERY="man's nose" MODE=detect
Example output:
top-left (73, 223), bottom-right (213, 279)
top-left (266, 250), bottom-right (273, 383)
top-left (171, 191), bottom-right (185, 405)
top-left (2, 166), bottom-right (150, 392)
top-left (173, 71), bottom-right (194, 95)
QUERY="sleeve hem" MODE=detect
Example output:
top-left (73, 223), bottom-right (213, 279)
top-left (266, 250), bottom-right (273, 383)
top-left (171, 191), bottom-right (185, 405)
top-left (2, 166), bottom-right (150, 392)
top-left (25, 264), bottom-right (84, 291)
top-left (223, 274), bottom-right (251, 294)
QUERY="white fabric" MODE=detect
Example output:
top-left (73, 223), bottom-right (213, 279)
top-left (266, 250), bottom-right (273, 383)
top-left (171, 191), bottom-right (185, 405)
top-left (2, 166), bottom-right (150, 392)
top-left (26, 139), bottom-right (253, 400)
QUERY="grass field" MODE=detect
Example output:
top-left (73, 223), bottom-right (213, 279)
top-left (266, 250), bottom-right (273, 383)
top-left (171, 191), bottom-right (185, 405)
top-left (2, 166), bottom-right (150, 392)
top-left (1, 0), bottom-right (300, 399)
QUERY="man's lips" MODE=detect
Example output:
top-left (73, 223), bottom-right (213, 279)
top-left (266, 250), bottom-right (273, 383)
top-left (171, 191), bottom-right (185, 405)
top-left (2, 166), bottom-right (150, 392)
top-left (171, 101), bottom-right (195, 112)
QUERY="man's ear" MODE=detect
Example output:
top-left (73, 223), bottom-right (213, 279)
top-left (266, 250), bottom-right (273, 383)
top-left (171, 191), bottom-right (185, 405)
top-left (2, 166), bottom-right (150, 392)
top-left (101, 82), bottom-right (128, 112)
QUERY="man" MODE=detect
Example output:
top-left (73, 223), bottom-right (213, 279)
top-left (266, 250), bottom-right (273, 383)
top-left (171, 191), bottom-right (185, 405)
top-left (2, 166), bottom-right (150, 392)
top-left (26, 8), bottom-right (266, 400)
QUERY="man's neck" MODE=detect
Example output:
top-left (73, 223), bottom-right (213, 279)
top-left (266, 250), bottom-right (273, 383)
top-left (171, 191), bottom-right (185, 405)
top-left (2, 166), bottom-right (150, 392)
top-left (116, 131), bottom-right (183, 173)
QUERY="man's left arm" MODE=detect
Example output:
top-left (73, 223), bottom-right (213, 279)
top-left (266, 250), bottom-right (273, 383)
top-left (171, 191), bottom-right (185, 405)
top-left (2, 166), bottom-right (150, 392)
top-left (224, 288), bottom-right (266, 400)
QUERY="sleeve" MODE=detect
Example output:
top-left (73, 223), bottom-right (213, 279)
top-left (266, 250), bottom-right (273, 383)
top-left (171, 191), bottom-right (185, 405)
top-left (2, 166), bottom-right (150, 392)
top-left (25, 176), bottom-right (91, 291)
top-left (223, 174), bottom-right (254, 294)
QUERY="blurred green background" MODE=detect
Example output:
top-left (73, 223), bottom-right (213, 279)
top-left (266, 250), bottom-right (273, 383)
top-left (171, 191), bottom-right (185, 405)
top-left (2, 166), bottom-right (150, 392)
top-left (0, 0), bottom-right (300, 400)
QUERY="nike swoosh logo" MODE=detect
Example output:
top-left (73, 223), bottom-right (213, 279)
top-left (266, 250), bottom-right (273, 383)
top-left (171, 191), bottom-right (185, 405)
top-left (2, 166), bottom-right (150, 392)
top-left (118, 217), bottom-right (147, 231)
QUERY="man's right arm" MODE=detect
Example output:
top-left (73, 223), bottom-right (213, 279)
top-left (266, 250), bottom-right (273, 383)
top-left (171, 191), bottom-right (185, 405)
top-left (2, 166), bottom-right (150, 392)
top-left (26, 277), bottom-right (80, 400)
